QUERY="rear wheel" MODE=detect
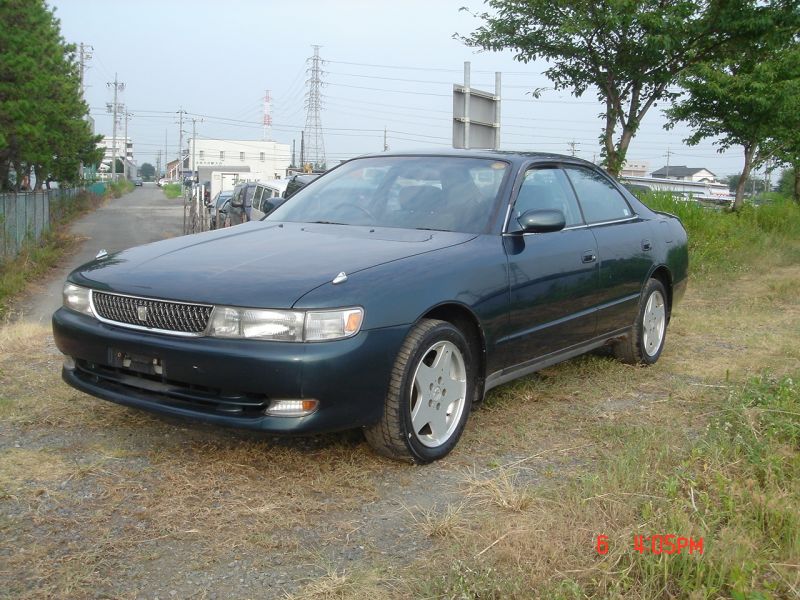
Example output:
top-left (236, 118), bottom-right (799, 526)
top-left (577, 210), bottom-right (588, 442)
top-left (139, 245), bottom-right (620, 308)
top-left (614, 278), bottom-right (668, 365)
top-left (364, 319), bottom-right (474, 463)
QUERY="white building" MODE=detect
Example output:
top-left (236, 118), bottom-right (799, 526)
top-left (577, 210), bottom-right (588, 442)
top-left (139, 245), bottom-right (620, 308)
top-left (98, 136), bottom-right (133, 163)
top-left (620, 160), bottom-right (649, 177)
top-left (189, 139), bottom-right (291, 181)
top-left (97, 136), bottom-right (135, 179)
top-left (650, 165), bottom-right (717, 182)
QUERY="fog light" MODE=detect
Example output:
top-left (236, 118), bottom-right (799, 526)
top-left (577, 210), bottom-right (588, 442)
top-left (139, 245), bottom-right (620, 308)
top-left (63, 355), bottom-right (76, 370)
top-left (265, 399), bottom-right (319, 417)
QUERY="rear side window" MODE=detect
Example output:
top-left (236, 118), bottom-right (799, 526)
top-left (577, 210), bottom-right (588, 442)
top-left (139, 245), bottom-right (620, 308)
top-left (564, 166), bottom-right (633, 224)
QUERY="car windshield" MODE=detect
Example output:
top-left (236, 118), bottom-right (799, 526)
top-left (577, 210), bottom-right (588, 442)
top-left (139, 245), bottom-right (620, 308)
top-left (267, 156), bottom-right (509, 233)
top-left (215, 192), bottom-right (233, 208)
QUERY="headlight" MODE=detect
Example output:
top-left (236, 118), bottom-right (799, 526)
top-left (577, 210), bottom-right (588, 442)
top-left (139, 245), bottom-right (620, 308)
top-left (208, 307), bottom-right (304, 341)
top-left (62, 283), bottom-right (93, 316)
top-left (207, 306), bottom-right (363, 342)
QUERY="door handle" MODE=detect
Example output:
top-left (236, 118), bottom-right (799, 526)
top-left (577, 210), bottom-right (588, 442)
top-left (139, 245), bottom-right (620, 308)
top-left (642, 239), bottom-right (652, 251)
top-left (581, 251), bottom-right (597, 264)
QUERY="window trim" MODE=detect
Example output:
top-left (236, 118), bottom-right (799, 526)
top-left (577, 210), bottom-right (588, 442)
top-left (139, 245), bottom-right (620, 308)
top-left (502, 163), bottom-right (586, 234)
top-left (562, 164), bottom-right (638, 226)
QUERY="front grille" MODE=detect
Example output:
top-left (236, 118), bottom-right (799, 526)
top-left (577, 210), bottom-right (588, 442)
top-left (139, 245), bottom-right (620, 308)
top-left (92, 291), bottom-right (212, 334)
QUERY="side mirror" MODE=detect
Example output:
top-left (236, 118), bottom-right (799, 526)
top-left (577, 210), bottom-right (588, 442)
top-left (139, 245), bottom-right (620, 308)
top-left (517, 209), bottom-right (566, 233)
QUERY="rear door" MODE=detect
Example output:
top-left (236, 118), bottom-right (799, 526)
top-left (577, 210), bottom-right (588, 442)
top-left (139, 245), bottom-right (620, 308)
top-left (501, 165), bottom-right (599, 363)
top-left (563, 165), bottom-right (653, 334)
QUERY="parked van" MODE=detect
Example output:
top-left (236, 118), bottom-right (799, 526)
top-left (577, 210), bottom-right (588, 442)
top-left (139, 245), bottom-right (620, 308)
top-left (249, 180), bottom-right (289, 220)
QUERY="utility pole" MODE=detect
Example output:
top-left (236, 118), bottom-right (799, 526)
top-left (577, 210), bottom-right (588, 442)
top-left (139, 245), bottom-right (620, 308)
top-left (568, 140), bottom-right (578, 157)
top-left (664, 148), bottom-right (672, 178)
top-left (463, 61), bottom-right (471, 150)
top-left (106, 74), bottom-right (124, 182)
top-left (123, 110), bottom-right (133, 179)
top-left (494, 70), bottom-right (501, 150)
top-left (164, 130), bottom-right (168, 179)
top-left (176, 107), bottom-right (186, 181)
top-left (291, 139), bottom-right (296, 168)
top-left (156, 149), bottom-right (161, 181)
top-left (383, 127), bottom-right (389, 151)
top-left (300, 130), bottom-right (305, 169)
top-left (190, 117), bottom-right (204, 180)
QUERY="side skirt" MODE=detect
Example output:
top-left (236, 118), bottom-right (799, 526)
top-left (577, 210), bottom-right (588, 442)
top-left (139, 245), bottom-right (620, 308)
top-left (484, 327), bottom-right (631, 393)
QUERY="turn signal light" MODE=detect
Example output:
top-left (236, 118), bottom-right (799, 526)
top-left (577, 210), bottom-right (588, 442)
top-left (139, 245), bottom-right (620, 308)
top-left (265, 399), bottom-right (319, 417)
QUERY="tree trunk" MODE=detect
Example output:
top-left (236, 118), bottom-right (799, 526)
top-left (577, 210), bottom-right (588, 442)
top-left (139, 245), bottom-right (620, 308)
top-left (733, 145), bottom-right (755, 211)
top-left (794, 162), bottom-right (800, 204)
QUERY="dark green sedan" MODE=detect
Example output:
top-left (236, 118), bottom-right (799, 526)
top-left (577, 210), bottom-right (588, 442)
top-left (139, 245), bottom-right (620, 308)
top-left (53, 150), bottom-right (688, 463)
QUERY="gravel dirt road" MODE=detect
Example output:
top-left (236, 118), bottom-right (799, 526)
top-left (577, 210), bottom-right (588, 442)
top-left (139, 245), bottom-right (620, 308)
top-left (18, 183), bottom-right (183, 323)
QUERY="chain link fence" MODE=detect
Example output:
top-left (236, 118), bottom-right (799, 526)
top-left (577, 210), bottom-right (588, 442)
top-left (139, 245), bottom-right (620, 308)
top-left (0, 183), bottom-right (106, 261)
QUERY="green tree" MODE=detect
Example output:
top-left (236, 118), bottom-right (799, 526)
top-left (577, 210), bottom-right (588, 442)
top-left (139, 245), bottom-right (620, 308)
top-left (778, 167), bottom-right (799, 202)
top-left (139, 162), bottom-right (155, 179)
top-left (0, 0), bottom-right (100, 190)
top-left (667, 45), bottom-right (800, 210)
top-left (461, 0), bottom-right (799, 176)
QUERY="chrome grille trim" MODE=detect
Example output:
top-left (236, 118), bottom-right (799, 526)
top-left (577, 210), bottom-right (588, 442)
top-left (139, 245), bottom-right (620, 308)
top-left (90, 290), bottom-right (213, 337)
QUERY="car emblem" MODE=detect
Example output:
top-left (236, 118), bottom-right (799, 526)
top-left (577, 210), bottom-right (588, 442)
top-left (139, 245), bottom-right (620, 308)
top-left (137, 305), bottom-right (148, 322)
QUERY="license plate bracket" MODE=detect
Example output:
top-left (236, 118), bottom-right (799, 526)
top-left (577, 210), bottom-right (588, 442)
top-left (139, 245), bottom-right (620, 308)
top-left (111, 349), bottom-right (164, 376)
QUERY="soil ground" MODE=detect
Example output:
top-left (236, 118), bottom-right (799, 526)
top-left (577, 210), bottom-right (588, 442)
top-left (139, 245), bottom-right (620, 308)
top-left (1, 214), bottom-right (798, 598)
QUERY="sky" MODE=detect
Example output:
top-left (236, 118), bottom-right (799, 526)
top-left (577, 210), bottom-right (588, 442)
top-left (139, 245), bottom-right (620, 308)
top-left (50, 0), bottom-right (752, 179)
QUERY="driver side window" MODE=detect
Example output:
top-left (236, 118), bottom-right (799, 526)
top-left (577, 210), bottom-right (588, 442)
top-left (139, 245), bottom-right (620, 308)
top-left (512, 167), bottom-right (583, 228)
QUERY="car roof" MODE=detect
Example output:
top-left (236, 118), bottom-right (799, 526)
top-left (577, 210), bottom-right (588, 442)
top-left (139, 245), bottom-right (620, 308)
top-left (350, 148), bottom-right (599, 169)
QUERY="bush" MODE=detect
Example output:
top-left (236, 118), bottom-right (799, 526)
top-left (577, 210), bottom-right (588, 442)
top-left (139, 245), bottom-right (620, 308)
top-left (163, 183), bottom-right (182, 199)
top-left (107, 179), bottom-right (134, 198)
top-left (638, 192), bottom-right (800, 275)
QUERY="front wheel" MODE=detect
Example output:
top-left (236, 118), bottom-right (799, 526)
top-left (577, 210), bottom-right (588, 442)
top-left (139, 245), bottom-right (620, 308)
top-left (364, 319), bottom-right (475, 463)
top-left (614, 278), bottom-right (668, 365)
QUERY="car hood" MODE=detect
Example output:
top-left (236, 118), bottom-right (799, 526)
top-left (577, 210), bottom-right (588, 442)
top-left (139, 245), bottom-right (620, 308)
top-left (71, 221), bottom-right (476, 308)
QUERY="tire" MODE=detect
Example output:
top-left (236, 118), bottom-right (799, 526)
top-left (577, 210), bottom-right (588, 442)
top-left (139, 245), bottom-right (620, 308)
top-left (614, 278), bottom-right (668, 365)
top-left (364, 319), bottom-right (475, 464)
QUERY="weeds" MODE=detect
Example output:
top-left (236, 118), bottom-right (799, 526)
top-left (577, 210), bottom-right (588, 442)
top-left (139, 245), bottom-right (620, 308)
top-left (639, 192), bottom-right (800, 276)
top-left (163, 183), bottom-right (182, 199)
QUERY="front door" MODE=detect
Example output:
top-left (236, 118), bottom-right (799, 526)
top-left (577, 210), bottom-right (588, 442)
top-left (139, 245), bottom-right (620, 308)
top-left (501, 166), bottom-right (599, 365)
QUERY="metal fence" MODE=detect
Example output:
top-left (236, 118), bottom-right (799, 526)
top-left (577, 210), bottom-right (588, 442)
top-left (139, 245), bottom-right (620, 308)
top-left (0, 183), bottom-right (107, 261)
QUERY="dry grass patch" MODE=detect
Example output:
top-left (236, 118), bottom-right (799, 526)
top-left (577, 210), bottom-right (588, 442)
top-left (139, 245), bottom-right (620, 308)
top-left (288, 563), bottom-right (403, 600)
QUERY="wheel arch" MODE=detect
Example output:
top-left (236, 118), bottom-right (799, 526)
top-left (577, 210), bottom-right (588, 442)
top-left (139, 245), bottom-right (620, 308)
top-left (418, 302), bottom-right (487, 399)
top-left (648, 265), bottom-right (673, 320)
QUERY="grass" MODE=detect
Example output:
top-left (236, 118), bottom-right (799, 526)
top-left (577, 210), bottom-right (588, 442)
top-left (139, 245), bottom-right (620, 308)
top-left (638, 192), bottom-right (800, 277)
top-left (162, 183), bottom-right (182, 199)
top-left (107, 179), bottom-right (134, 198)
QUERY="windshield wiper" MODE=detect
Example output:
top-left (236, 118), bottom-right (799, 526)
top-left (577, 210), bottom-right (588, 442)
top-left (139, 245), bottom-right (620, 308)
top-left (310, 220), bottom-right (347, 225)
top-left (413, 227), bottom-right (443, 231)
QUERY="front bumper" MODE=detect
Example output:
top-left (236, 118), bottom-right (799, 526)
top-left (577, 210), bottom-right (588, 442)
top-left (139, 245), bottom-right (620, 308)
top-left (53, 307), bottom-right (408, 433)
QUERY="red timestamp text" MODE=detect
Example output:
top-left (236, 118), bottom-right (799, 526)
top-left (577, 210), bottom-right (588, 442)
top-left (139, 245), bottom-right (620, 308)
top-left (596, 534), bottom-right (704, 555)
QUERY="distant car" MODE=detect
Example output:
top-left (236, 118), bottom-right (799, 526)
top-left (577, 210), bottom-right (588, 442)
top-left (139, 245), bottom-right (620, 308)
top-left (284, 173), bottom-right (321, 199)
top-left (132, 177), bottom-right (143, 186)
top-left (250, 181), bottom-right (289, 220)
top-left (209, 190), bottom-right (234, 230)
top-left (54, 150), bottom-right (688, 463)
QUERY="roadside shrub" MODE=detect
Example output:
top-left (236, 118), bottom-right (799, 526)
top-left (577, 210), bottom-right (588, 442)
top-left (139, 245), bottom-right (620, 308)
top-left (107, 179), bottom-right (134, 198)
top-left (638, 192), bottom-right (800, 275)
top-left (163, 183), bottom-right (182, 199)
